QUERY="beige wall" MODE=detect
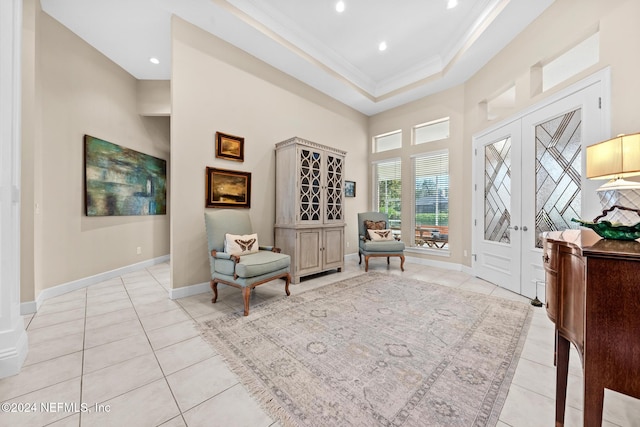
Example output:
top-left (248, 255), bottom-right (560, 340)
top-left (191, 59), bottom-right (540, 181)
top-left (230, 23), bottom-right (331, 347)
top-left (137, 80), bottom-right (171, 116)
top-left (20, 10), bottom-right (171, 301)
top-left (369, 0), bottom-right (640, 267)
top-left (170, 17), bottom-right (369, 289)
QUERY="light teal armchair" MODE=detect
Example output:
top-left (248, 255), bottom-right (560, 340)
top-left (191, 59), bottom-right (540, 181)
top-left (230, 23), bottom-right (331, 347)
top-left (358, 211), bottom-right (405, 272)
top-left (205, 210), bottom-right (291, 316)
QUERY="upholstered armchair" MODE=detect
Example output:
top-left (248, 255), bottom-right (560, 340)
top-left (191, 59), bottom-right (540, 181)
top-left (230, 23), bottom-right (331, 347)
top-left (205, 210), bottom-right (291, 316)
top-left (358, 211), bottom-right (405, 272)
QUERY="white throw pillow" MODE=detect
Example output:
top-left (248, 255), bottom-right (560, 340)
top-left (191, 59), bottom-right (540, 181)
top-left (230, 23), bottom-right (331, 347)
top-left (225, 233), bottom-right (259, 255)
top-left (367, 229), bottom-right (394, 241)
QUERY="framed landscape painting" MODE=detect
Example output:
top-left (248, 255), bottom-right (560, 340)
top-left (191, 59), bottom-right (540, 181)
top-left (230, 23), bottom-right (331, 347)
top-left (84, 135), bottom-right (167, 216)
top-left (215, 132), bottom-right (244, 162)
top-left (205, 167), bottom-right (251, 208)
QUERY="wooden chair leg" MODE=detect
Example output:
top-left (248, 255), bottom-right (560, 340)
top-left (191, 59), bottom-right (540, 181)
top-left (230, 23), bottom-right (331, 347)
top-left (400, 255), bottom-right (405, 271)
top-left (555, 334), bottom-right (570, 426)
top-left (242, 287), bottom-right (251, 316)
top-left (358, 252), bottom-right (362, 265)
top-left (365, 256), bottom-right (369, 272)
top-left (284, 273), bottom-right (291, 296)
top-left (210, 280), bottom-right (218, 303)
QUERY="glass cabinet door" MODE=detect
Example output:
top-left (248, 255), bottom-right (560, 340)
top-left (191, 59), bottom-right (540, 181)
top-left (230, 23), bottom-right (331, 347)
top-left (325, 154), bottom-right (343, 222)
top-left (299, 148), bottom-right (322, 222)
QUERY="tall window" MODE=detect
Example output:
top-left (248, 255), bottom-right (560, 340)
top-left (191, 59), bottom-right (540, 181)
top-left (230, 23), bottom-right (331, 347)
top-left (414, 151), bottom-right (449, 249)
top-left (374, 159), bottom-right (402, 230)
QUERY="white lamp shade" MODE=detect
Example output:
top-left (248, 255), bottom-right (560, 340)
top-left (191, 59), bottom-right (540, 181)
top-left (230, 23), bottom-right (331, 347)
top-left (586, 133), bottom-right (640, 180)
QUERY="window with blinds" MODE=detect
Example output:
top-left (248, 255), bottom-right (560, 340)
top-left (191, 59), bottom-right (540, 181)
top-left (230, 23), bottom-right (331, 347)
top-left (374, 159), bottom-right (402, 229)
top-left (414, 151), bottom-right (449, 249)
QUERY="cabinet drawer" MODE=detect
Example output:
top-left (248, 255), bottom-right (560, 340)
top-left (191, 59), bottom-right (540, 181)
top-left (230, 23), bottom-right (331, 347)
top-left (544, 271), bottom-right (557, 323)
top-left (542, 239), bottom-right (558, 272)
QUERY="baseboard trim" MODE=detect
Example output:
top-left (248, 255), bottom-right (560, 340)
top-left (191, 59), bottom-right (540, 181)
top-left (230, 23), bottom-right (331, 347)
top-left (20, 301), bottom-right (37, 316)
top-left (404, 255), bottom-right (463, 272)
top-left (20, 255), bottom-right (170, 315)
top-left (169, 281), bottom-right (211, 300)
top-left (346, 251), bottom-right (470, 273)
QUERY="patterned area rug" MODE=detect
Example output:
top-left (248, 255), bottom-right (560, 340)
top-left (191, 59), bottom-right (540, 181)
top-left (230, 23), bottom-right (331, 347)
top-left (200, 273), bottom-right (532, 427)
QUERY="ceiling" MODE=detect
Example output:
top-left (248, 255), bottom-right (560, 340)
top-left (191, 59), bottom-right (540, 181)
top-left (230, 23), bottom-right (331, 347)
top-left (40, 0), bottom-right (555, 116)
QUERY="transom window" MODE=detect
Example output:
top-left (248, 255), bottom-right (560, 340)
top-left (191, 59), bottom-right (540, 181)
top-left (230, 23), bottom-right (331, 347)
top-left (373, 130), bottom-right (402, 153)
top-left (413, 118), bottom-right (450, 145)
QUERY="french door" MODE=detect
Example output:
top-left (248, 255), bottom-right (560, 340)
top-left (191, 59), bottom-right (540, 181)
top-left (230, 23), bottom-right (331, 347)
top-left (473, 74), bottom-right (607, 299)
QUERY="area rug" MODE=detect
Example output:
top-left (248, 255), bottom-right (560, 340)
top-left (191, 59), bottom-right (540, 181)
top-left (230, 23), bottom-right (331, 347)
top-left (199, 273), bottom-right (532, 427)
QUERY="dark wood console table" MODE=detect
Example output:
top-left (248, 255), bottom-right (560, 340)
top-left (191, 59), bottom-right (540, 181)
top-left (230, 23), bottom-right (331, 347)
top-left (542, 230), bottom-right (640, 426)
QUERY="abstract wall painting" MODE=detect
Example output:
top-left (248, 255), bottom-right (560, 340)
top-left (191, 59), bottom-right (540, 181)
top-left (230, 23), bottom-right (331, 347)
top-left (84, 135), bottom-right (167, 216)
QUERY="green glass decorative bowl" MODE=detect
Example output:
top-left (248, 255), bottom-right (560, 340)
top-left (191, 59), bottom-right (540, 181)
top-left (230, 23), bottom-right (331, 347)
top-left (571, 218), bottom-right (640, 240)
top-left (572, 205), bottom-right (640, 240)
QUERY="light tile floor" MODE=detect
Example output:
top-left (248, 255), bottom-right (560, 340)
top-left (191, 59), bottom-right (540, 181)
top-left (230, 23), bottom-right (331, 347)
top-left (2, 260), bottom-right (640, 426)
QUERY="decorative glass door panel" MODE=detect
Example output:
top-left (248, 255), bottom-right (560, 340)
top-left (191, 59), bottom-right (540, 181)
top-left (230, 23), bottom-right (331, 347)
top-left (534, 108), bottom-right (582, 247)
top-left (484, 137), bottom-right (512, 243)
top-left (325, 154), bottom-right (343, 221)
top-left (299, 149), bottom-right (322, 221)
top-left (474, 120), bottom-right (522, 295)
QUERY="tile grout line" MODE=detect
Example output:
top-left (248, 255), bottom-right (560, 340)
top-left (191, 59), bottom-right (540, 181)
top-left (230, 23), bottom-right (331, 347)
top-left (130, 267), bottom-right (190, 426)
top-left (77, 284), bottom-right (91, 427)
top-left (77, 270), bottom-right (178, 425)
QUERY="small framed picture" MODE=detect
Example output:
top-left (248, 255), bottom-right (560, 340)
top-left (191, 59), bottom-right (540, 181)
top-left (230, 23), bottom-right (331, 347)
top-left (345, 180), bottom-right (356, 198)
top-left (215, 132), bottom-right (244, 162)
top-left (205, 167), bottom-right (251, 208)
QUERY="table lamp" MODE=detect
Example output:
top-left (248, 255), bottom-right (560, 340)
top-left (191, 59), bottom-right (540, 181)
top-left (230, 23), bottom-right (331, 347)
top-left (586, 133), bottom-right (640, 224)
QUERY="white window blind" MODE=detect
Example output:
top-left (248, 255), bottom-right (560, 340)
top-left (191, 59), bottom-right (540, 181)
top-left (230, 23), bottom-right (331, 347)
top-left (414, 151), bottom-right (449, 228)
top-left (374, 159), bottom-right (402, 225)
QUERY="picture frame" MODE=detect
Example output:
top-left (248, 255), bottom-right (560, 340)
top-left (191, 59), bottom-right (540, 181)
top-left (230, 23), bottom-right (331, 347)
top-left (205, 167), bottom-right (251, 208)
top-left (84, 135), bottom-right (167, 216)
top-left (215, 132), bottom-right (244, 162)
top-left (345, 180), bottom-right (356, 198)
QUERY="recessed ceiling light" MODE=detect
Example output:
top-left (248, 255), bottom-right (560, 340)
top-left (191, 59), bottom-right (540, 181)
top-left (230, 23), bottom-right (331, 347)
top-left (336, 1), bottom-right (345, 13)
top-left (149, 57), bottom-right (160, 65)
top-left (378, 41), bottom-right (387, 52)
top-left (447, 0), bottom-right (458, 9)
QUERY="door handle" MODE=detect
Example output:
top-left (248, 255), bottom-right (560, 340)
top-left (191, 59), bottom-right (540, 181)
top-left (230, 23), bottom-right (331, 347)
top-left (507, 225), bottom-right (519, 231)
